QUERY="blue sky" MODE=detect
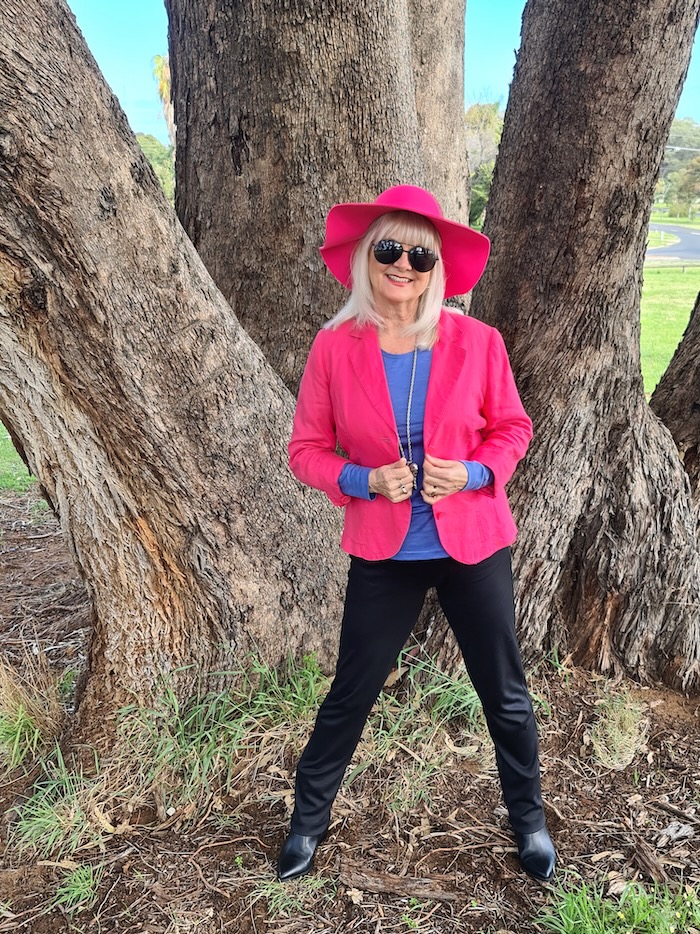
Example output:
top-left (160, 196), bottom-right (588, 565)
top-left (68, 0), bottom-right (698, 146)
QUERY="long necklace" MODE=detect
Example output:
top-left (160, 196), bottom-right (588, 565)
top-left (398, 346), bottom-right (419, 489)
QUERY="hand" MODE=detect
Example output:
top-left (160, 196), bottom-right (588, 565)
top-left (369, 457), bottom-right (415, 503)
top-left (421, 453), bottom-right (468, 504)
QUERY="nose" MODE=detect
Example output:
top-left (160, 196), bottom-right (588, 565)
top-left (392, 247), bottom-right (412, 271)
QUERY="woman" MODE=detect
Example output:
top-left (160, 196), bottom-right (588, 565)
top-left (279, 185), bottom-right (556, 884)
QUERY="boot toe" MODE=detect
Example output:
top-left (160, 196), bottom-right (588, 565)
top-left (514, 826), bottom-right (556, 882)
top-left (277, 832), bottom-right (325, 882)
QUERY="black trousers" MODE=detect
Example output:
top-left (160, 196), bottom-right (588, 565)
top-left (290, 547), bottom-right (544, 836)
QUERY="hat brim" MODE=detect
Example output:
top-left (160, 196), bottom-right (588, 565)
top-left (320, 201), bottom-right (490, 298)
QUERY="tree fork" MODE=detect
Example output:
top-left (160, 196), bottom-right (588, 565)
top-left (0, 0), bottom-right (347, 740)
top-left (166, 0), bottom-right (469, 394)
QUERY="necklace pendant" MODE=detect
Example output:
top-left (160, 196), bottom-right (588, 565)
top-left (407, 461), bottom-right (418, 489)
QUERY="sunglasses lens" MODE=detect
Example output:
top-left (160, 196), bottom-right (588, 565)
top-left (373, 240), bottom-right (403, 265)
top-left (372, 240), bottom-right (438, 272)
top-left (408, 247), bottom-right (437, 273)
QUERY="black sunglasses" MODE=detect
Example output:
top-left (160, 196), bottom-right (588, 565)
top-left (372, 239), bottom-right (438, 273)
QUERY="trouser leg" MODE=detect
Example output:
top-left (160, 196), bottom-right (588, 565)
top-left (436, 548), bottom-right (544, 834)
top-left (290, 558), bottom-right (429, 836)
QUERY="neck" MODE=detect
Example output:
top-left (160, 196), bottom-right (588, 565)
top-left (377, 299), bottom-right (418, 343)
top-left (376, 299), bottom-right (419, 331)
top-left (378, 328), bottom-right (417, 354)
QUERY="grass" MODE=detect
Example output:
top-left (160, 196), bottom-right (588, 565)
top-left (640, 265), bottom-right (700, 393)
top-left (0, 654), bottom-right (63, 771)
top-left (113, 652), bottom-right (493, 821)
top-left (4, 652), bottom-right (700, 931)
top-left (0, 430), bottom-right (35, 492)
top-left (588, 688), bottom-right (647, 771)
top-left (537, 882), bottom-right (700, 933)
top-left (249, 876), bottom-right (336, 921)
top-left (117, 654), bottom-right (330, 814)
top-left (647, 230), bottom-right (680, 249)
top-left (9, 748), bottom-right (108, 859)
top-left (52, 863), bottom-right (103, 916)
top-left (406, 655), bottom-right (484, 728)
top-left (8, 652), bottom-right (492, 865)
top-left (650, 212), bottom-right (700, 228)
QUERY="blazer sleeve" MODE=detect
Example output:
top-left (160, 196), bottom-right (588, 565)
top-left (470, 328), bottom-right (533, 494)
top-left (288, 330), bottom-right (351, 507)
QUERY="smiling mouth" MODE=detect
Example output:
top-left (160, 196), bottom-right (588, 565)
top-left (387, 274), bottom-right (411, 283)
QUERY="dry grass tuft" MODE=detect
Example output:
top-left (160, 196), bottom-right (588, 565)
top-left (589, 688), bottom-right (648, 771)
top-left (0, 651), bottom-right (64, 771)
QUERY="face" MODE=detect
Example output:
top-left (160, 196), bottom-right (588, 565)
top-left (368, 236), bottom-right (433, 315)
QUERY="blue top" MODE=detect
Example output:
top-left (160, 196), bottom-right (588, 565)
top-left (339, 348), bottom-right (493, 559)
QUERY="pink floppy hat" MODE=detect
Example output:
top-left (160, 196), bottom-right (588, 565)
top-left (319, 184), bottom-right (490, 298)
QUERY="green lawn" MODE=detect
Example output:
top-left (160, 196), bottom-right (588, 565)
top-left (646, 229), bottom-right (680, 249)
top-left (649, 212), bottom-right (700, 227)
top-left (640, 265), bottom-right (700, 394)
top-left (0, 429), bottom-right (35, 492)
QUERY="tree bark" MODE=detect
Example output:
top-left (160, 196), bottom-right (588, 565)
top-left (472, 0), bottom-right (700, 689)
top-left (650, 292), bottom-right (700, 515)
top-left (166, 0), bottom-right (469, 394)
top-left (0, 0), bottom-right (348, 738)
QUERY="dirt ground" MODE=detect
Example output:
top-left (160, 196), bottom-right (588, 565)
top-left (0, 488), bottom-right (699, 933)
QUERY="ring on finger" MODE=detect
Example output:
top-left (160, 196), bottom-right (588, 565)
top-left (400, 484), bottom-right (407, 494)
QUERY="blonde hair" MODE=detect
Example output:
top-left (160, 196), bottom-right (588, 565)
top-left (325, 211), bottom-right (445, 349)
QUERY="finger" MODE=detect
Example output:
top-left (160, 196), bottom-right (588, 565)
top-left (423, 453), bottom-right (451, 467)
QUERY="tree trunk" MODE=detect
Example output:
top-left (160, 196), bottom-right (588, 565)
top-left (650, 292), bottom-right (700, 515)
top-left (0, 0), bottom-right (348, 739)
top-left (472, 0), bottom-right (700, 689)
top-left (166, 0), bottom-right (469, 394)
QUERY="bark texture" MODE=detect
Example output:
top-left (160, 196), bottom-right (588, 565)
top-left (472, 0), bottom-right (700, 689)
top-left (0, 0), bottom-right (348, 734)
top-left (651, 292), bottom-right (700, 514)
top-left (166, 0), bottom-right (469, 394)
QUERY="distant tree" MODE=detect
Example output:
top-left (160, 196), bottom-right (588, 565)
top-left (662, 119), bottom-right (700, 181)
top-left (465, 103), bottom-right (503, 226)
top-left (153, 54), bottom-right (175, 149)
top-left (136, 133), bottom-right (175, 205)
top-left (669, 155), bottom-right (700, 216)
top-left (464, 102), bottom-right (503, 167)
top-left (469, 160), bottom-right (495, 226)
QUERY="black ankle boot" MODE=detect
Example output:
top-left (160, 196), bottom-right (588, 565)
top-left (277, 831), bottom-right (327, 882)
top-left (514, 826), bottom-right (556, 882)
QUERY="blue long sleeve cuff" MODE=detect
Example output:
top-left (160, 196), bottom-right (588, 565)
top-left (461, 461), bottom-right (494, 491)
top-left (339, 462), bottom-right (374, 500)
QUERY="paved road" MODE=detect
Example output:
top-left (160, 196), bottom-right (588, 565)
top-left (647, 223), bottom-right (700, 261)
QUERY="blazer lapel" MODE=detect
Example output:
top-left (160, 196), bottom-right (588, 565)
top-left (348, 326), bottom-right (398, 438)
top-left (424, 314), bottom-right (467, 446)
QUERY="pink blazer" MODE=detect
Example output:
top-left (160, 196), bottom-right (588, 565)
top-left (289, 309), bottom-right (533, 564)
